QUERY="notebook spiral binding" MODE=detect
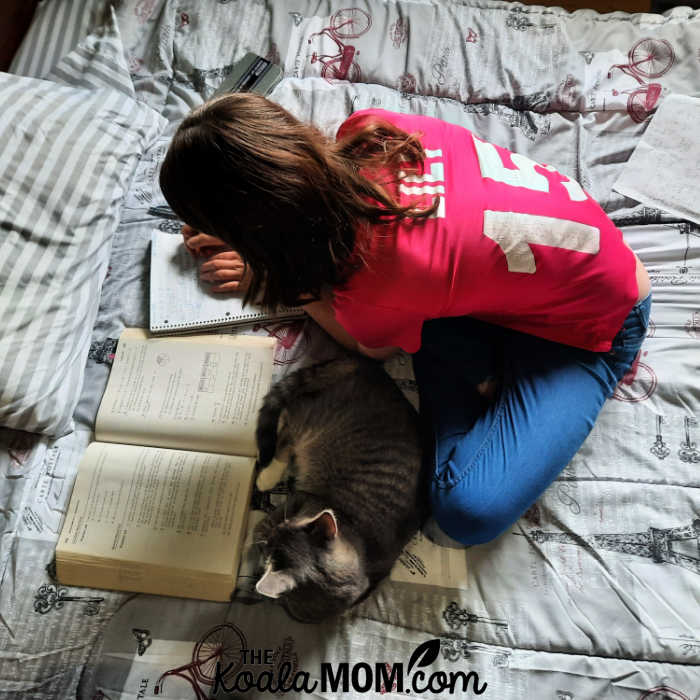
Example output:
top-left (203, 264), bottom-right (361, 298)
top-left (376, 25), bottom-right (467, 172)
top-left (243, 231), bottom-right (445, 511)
top-left (155, 311), bottom-right (269, 328)
top-left (152, 309), bottom-right (300, 332)
top-left (150, 228), bottom-right (304, 334)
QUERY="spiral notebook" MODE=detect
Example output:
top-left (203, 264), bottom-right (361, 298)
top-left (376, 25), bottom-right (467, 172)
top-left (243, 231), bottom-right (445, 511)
top-left (149, 229), bottom-right (304, 334)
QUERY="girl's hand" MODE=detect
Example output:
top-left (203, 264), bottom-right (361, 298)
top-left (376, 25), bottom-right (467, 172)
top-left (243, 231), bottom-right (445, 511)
top-left (182, 224), bottom-right (230, 258)
top-left (200, 250), bottom-right (253, 293)
top-left (182, 225), bottom-right (252, 293)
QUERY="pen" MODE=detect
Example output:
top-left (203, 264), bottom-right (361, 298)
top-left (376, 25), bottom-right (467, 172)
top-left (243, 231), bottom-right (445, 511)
top-left (147, 205), bottom-right (180, 220)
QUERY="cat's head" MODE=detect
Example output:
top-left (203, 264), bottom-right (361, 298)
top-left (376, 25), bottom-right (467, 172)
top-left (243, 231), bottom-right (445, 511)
top-left (255, 508), bottom-right (369, 623)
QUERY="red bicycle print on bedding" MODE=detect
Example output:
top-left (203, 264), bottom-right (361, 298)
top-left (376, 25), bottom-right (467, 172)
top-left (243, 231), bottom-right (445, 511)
top-left (607, 38), bottom-right (675, 123)
top-left (134, 0), bottom-right (158, 22)
top-left (612, 350), bottom-right (657, 403)
top-left (389, 17), bottom-right (409, 49)
top-left (307, 8), bottom-right (372, 82)
top-left (154, 624), bottom-right (247, 699)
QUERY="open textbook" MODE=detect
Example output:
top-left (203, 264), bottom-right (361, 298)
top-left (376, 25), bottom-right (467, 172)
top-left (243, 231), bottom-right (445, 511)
top-left (150, 229), bottom-right (304, 334)
top-left (56, 329), bottom-right (275, 602)
top-left (382, 354), bottom-right (469, 591)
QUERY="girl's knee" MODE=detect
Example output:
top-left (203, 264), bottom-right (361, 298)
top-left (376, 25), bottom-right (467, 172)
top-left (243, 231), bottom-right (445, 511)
top-left (430, 481), bottom-right (520, 546)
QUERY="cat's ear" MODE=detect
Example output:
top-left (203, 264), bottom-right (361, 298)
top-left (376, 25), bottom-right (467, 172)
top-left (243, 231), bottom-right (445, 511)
top-left (255, 563), bottom-right (296, 599)
top-left (293, 509), bottom-right (338, 540)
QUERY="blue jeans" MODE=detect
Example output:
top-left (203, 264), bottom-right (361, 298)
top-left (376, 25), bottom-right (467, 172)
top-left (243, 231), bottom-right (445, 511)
top-left (412, 295), bottom-right (652, 546)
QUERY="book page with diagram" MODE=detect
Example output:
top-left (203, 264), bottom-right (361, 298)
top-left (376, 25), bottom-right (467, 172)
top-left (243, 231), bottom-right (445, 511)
top-left (56, 443), bottom-right (255, 598)
top-left (391, 530), bottom-right (469, 590)
top-left (95, 328), bottom-right (274, 456)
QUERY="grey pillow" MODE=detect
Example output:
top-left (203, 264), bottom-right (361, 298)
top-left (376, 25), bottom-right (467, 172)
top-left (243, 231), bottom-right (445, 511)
top-left (0, 16), bottom-right (166, 436)
top-left (9, 0), bottom-right (110, 80)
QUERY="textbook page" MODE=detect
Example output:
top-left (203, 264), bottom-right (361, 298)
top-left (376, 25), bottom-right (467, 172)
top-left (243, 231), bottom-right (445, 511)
top-left (95, 329), bottom-right (274, 456)
top-left (56, 443), bottom-right (255, 599)
top-left (391, 530), bottom-right (469, 590)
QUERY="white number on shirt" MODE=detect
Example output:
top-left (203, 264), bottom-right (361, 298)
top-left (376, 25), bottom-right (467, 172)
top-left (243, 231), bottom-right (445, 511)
top-left (473, 135), bottom-right (599, 273)
top-left (473, 137), bottom-right (550, 192)
top-left (472, 136), bottom-right (588, 202)
top-left (483, 211), bottom-right (600, 274)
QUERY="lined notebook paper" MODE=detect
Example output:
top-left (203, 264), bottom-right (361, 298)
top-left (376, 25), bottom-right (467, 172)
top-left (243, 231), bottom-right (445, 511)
top-left (149, 229), bottom-right (304, 334)
top-left (613, 94), bottom-right (700, 226)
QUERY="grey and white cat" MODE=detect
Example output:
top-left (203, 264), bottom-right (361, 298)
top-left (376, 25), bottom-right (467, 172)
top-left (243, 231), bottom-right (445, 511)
top-left (253, 356), bottom-right (426, 623)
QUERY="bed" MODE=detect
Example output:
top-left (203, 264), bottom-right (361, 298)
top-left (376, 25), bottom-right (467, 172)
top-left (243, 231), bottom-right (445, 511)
top-left (1, 1), bottom-right (699, 698)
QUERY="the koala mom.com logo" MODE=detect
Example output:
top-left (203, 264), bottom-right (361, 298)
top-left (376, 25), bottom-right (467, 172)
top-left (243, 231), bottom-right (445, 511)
top-left (213, 638), bottom-right (487, 696)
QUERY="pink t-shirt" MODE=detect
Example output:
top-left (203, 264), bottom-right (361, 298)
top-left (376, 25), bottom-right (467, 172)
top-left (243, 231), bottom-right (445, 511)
top-left (332, 109), bottom-right (638, 353)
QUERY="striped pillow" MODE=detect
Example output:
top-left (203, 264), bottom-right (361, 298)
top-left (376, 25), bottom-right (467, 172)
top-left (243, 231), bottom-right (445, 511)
top-left (0, 22), bottom-right (165, 436)
top-left (9, 0), bottom-right (110, 79)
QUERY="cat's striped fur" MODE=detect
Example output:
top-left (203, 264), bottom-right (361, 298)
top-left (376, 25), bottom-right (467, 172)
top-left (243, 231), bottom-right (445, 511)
top-left (254, 356), bottom-right (426, 622)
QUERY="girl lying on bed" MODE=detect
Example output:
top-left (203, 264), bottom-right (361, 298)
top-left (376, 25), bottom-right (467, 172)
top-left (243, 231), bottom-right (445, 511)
top-left (159, 93), bottom-right (651, 547)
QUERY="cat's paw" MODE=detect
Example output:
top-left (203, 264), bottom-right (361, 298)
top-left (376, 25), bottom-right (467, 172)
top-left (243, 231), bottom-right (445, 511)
top-left (256, 469), bottom-right (277, 492)
top-left (255, 458), bottom-right (286, 492)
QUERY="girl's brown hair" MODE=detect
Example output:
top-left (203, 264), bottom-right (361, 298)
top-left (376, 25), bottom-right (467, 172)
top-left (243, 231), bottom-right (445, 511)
top-left (159, 93), bottom-right (438, 309)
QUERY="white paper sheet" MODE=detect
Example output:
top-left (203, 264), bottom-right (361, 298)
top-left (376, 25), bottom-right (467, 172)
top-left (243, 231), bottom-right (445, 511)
top-left (149, 230), bottom-right (303, 333)
top-left (612, 94), bottom-right (700, 226)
